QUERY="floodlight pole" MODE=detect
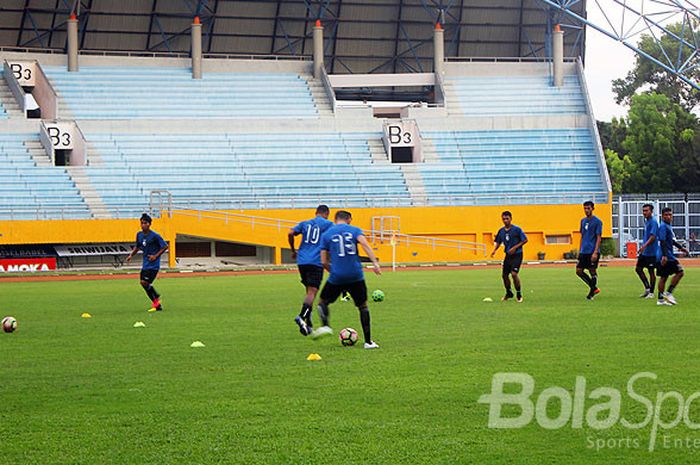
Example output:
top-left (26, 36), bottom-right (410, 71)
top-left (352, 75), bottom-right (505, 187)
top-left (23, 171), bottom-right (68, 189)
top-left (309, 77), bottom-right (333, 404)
top-left (552, 24), bottom-right (564, 86)
top-left (67, 14), bottom-right (79, 72)
top-left (433, 22), bottom-right (444, 75)
top-left (313, 19), bottom-right (324, 79)
top-left (192, 16), bottom-right (203, 79)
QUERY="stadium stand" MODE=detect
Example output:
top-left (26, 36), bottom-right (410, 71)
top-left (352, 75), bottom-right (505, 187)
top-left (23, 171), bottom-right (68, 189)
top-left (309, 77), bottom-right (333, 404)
top-left (43, 66), bottom-right (320, 119)
top-left (419, 128), bottom-right (607, 205)
top-left (0, 70), bottom-right (11, 119)
top-left (84, 131), bottom-right (410, 216)
top-left (445, 75), bottom-right (587, 116)
top-left (0, 133), bottom-right (90, 219)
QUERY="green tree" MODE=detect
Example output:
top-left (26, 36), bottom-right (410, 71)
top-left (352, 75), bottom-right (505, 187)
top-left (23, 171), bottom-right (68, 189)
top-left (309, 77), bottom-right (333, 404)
top-left (604, 148), bottom-right (635, 193)
top-left (621, 93), bottom-right (697, 193)
top-left (612, 23), bottom-right (700, 112)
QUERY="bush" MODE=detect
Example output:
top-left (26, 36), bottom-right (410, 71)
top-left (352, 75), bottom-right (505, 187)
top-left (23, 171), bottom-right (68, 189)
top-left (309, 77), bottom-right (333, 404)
top-left (600, 238), bottom-right (617, 257)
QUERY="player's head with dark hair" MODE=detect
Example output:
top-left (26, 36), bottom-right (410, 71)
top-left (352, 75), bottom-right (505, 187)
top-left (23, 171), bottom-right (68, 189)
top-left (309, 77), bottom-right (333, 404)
top-left (661, 207), bottom-right (673, 223)
top-left (583, 200), bottom-right (595, 217)
top-left (642, 203), bottom-right (654, 219)
top-left (140, 213), bottom-right (152, 231)
top-left (335, 210), bottom-right (352, 224)
top-left (316, 204), bottom-right (330, 218)
top-left (501, 211), bottom-right (512, 227)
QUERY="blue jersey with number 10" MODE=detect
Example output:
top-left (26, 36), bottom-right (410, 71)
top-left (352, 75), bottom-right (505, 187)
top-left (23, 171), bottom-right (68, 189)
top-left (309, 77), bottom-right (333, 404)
top-left (293, 216), bottom-right (333, 266)
top-left (321, 223), bottom-right (365, 284)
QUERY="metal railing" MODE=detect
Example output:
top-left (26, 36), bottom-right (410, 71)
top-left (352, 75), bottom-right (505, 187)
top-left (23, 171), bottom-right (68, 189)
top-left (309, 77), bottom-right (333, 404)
top-left (445, 56), bottom-right (579, 63)
top-left (0, 46), bottom-right (310, 61)
top-left (612, 196), bottom-right (700, 257)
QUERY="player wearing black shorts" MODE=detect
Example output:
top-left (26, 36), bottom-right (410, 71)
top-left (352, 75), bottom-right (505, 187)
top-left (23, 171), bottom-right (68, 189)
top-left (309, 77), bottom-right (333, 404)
top-left (314, 210), bottom-right (381, 349)
top-left (576, 201), bottom-right (603, 300)
top-left (288, 205), bottom-right (333, 336)
top-left (125, 213), bottom-right (169, 312)
top-left (656, 207), bottom-right (689, 306)
top-left (490, 211), bottom-right (528, 302)
top-left (636, 204), bottom-right (659, 298)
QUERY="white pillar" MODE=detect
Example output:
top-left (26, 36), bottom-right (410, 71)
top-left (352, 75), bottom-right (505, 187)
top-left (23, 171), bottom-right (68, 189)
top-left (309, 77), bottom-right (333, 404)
top-left (553, 24), bottom-right (564, 87)
top-left (191, 17), bottom-right (203, 79)
top-left (433, 22), bottom-right (444, 75)
top-left (313, 20), bottom-right (324, 79)
top-left (67, 15), bottom-right (79, 72)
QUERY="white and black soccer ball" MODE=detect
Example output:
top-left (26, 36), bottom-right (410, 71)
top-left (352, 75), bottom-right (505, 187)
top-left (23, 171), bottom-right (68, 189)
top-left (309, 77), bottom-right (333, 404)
top-left (339, 327), bottom-right (358, 346)
top-left (2, 316), bottom-right (17, 333)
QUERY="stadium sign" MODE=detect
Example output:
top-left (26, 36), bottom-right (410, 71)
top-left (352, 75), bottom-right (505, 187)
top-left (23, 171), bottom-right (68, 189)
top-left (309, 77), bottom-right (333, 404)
top-left (0, 258), bottom-right (57, 273)
top-left (54, 243), bottom-right (133, 257)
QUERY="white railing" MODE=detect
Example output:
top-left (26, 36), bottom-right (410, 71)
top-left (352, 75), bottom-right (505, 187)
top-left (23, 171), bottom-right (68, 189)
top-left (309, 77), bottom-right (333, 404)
top-left (576, 57), bottom-right (612, 197)
top-left (320, 67), bottom-right (337, 113)
top-left (0, 46), bottom-right (309, 61)
top-left (445, 56), bottom-right (579, 63)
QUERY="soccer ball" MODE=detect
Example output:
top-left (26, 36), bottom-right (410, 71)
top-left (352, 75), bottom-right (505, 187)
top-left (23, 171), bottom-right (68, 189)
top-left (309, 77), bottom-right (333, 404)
top-left (339, 327), bottom-right (359, 346)
top-left (372, 289), bottom-right (385, 302)
top-left (2, 316), bottom-right (17, 333)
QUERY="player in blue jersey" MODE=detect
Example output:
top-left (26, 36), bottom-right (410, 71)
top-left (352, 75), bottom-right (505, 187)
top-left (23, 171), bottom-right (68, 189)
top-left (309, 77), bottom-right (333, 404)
top-left (636, 204), bottom-right (660, 299)
top-left (313, 210), bottom-right (381, 349)
top-left (490, 211), bottom-right (528, 302)
top-left (288, 205), bottom-right (333, 336)
top-left (125, 213), bottom-right (169, 312)
top-left (656, 207), bottom-right (689, 306)
top-left (576, 201), bottom-right (603, 300)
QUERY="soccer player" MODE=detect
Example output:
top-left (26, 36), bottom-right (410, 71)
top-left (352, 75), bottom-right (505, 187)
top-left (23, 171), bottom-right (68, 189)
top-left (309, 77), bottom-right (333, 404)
top-left (490, 211), bottom-right (528, 302)
top-left (288, 205), bottom-right (333, 336)
top-left (125, 213), bottom-right (168, 312)
top-left (314, 210), bottom-right (381, 349)
top-left (656, 207), bottom-right (689, 306)
top-left (636, 204), bottom-right (659, 298)
top-left (576, 201), bottom-right (603, 300)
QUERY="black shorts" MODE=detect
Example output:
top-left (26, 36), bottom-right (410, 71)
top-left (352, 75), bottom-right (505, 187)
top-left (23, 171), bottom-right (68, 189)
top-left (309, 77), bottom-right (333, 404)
top-left (320, 280), bottom-right (367, 307)
top-left (657, 260), bottom-right (683, 278)
top-left (636, 255), bottom-right (657, 270)
top-left (577, 254), bottom-right (599, 269)
top-left (298, 265), bottom-right (324, 289)
top-left (503, 254), bottom-right (523, 274)
top-left (140, 269), bottom-right (159, 283)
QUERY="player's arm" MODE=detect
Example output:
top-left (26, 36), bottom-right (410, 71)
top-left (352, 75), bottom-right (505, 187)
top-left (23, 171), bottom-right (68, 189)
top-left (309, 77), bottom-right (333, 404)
top-left (507, 236), bottom-right (528, 255)
top-left (149, 241), bottom-right (169, 262)
top-left (287, 228), bottom-right (299, 259)
top-left (638, 234), bottom-right (655, 254)
top-left (673, 240), bottom-right (689, 256)
top-left (357, 235), bottom-right (381, 275)
top-left (320, 249), bottom-right (331, 272)
top-left (591, 234), bottom-right (602, 260)
top-left (490, 242), bottom-right (501, 258)
top-left (125, 246), bottom-right (138, 262)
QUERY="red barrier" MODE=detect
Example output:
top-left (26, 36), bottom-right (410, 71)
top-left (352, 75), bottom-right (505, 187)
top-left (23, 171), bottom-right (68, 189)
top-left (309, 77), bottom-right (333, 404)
top-left (0, 258), bottom-right (57, 273)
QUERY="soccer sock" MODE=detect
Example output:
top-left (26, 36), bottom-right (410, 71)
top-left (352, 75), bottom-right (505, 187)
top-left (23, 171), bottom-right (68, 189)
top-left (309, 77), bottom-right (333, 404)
top-left (299, 303), bottom-right (312, 321)
top-left (590, 274), bottom-right (598, 289)
top-left (668, 284), bottom-right (676, 293)
top-left (577, 272), bottom-right (592, 287)
top-left (359, 305), bottom-right (371, 343)
top-left (658, 290), bottom-right (664, 300)
top-left (317, 303), bottom-right (330, 326)
top-left (639, 274), bottom-right (650, 290)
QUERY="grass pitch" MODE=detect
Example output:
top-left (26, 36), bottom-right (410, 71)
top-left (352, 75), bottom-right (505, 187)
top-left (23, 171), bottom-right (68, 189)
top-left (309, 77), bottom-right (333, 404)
top-left (1, 266), bottom-right (699, 464)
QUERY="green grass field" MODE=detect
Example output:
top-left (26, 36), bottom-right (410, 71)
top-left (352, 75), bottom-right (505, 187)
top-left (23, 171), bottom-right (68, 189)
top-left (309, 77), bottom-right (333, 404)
top-left (2, 266), bottom-right (700, 464)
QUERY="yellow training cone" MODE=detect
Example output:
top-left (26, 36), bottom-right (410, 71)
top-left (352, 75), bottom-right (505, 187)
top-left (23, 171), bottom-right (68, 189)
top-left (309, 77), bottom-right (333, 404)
top-left (133, 321), bottom-right (146, 328)
top-left (190, 341), bottom-right (205, 348)
top-left (306, 353), bottom-right (322, 361)
top-left (81, 312), bottom-right (92, 318)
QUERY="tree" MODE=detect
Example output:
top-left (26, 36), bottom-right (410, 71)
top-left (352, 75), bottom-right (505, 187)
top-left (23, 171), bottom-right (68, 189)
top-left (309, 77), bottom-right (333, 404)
top-left (604, 148), bottom-right (635, 193)
top-left (621, 93), bottom-right (697, 193)
top-left (612, 23), bottom-right (700, 112)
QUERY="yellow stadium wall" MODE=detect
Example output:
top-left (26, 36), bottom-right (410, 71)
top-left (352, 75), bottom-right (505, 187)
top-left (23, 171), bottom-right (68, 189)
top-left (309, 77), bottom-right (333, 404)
top-left (0, 202), bottom-right (612, 267)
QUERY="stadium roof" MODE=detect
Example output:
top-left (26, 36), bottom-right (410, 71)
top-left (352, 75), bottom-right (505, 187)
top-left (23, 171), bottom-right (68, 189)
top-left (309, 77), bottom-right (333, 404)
top-left (0, 0), bottom-right (587, 74)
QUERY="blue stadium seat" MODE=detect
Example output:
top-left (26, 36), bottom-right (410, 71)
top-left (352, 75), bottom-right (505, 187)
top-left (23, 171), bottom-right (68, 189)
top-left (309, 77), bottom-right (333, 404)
top-left (0, 133), bottom-right (91, 219)
top-left (447, 75), bottom-right (587, 116)
top-left (43, 66), bottom-right (320, 120)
